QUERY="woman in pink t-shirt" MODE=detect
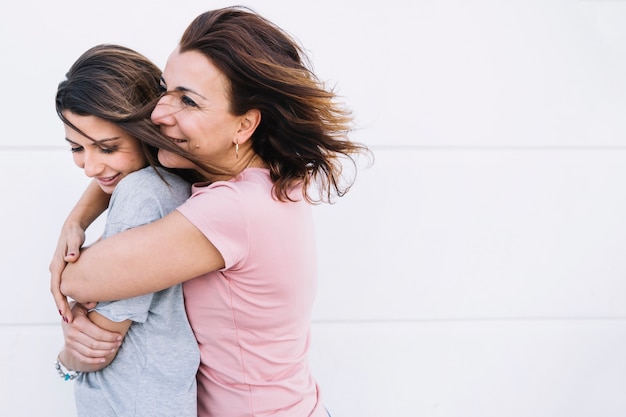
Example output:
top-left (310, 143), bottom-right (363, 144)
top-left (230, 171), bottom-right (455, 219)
top-left (51, 6), bottom-right (370, 417)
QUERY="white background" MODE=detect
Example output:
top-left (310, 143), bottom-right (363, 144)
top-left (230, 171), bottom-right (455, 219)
top-left (2, 1), bottom-right (626, 416)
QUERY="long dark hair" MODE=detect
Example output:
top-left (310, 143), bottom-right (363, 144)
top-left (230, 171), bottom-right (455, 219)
top-left (56, 44), bottom-right (200, 183)
top-left (152, 7), bottom-right (372, 202)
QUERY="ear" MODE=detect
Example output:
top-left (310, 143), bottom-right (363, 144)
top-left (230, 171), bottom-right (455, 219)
top-left (234, 109), bottom-right (261, 145)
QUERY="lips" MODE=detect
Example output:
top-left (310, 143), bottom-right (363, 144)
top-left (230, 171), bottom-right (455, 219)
top-left (96, 173), bottom-right (120, 186)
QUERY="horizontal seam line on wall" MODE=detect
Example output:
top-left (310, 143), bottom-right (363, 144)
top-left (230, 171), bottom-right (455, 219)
top-left (369, 145), bottom-right (626, 151)
top-left (4, 317), bottom-right (626, 327)
top-left (4, 145), bottom-right (626, 152)
top-left (312, 317), bottom-right (626, 324)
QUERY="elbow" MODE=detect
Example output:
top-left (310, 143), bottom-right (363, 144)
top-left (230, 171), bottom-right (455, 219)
top-left (60, 267), bottom-right (87, 302)
top-left (59, 279), bottom-right (79, 301)
top-left (59, 279), bottom-right (74, 300)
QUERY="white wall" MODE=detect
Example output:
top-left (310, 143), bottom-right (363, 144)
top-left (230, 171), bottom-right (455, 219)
top-left (2, 1), bottom-right (626, 416)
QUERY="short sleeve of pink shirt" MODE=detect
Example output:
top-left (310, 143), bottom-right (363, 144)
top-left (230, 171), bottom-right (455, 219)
top-left (177, 177), bottom-right (249, 270)
top-left (175, 168), bottom-right (326, 417)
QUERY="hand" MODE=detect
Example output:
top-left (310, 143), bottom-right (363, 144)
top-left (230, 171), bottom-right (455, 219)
top-left (50, 221), bottom-right (86, 322)
top-left (60, 303), bottom-right (122, 371)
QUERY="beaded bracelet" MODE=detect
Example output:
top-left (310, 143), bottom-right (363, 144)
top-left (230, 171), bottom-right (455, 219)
top-left (54, 357), bottom-right (81, 381)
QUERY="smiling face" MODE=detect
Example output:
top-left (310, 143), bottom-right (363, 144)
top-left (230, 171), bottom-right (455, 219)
top-left (150, 48), bottom-right (246, 173)
top-left (63, 111), bottom-right (148, 194)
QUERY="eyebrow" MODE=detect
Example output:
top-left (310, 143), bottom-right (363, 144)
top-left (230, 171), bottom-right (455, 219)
top-left (65, 137), bottom-right (121, 146)
top-left (160, 77), bottom-right (207, 100)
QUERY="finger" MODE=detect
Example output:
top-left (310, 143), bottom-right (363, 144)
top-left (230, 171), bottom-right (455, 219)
top-left (49, 222), bottom-right (86, 321)
top-left (63, 346), bottom-right (108, 365)
top-left (49, 237), bottom-right (74, 321)
top-left (64, 241), bottom-right (81, 262)
top-left (72, 313), bottom-right (123, 344)
top-left (64, 332), bottom-right (117, 358)
top-left (64, 252), bottom-right (79, 262)
top-left (50, 267), bottom-right (73, 323)
top-left (82, 302), bottom-right (98, 310)
top-left (68, 337), bottom-right (119, 358)
top-left (64, 227), bottom-right (85, 262)
top-left (63, 318), bottom-right (121, 358)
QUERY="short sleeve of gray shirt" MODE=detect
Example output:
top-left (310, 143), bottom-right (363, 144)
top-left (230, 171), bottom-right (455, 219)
top-left (94, 167), bottom-right (191, 322)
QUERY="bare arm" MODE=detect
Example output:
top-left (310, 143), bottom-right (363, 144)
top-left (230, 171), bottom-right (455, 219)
top-left (50, 180), bottom-right (110, 321)
top-left (76, 311), bottom-right (131, 369)
top-left (61, 210), bottom-right (224, 302)
top-left (58, 303), bottom-right (124, 372)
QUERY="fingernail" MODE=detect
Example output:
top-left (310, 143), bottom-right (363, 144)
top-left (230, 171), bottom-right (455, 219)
top-left (58, 309), bottom-right (63, 316)
top-left (62, 316), bottom-right (68, 323)
top-left (67, 252), bottom-right (76, 257)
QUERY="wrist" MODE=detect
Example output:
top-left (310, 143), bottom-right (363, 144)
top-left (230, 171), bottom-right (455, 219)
top-left (55, 353), bottom-right (81, 381)
top-left (63, 217), bottom-right (87, 235)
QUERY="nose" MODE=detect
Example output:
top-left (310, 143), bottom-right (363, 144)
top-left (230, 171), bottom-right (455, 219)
top-left (151, 95), bottom-right (177, 126)
top-left (82, 150), bottom-right (104, 178)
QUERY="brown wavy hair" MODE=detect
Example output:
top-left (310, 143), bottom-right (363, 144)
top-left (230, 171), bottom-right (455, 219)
top-left (55, 44), bottom-right (200, 184)
top-left (153, 6), bottom-right (371, 202)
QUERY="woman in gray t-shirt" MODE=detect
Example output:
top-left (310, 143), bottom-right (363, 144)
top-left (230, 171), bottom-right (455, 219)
top-left (54, 44), bottom-right (199, 417)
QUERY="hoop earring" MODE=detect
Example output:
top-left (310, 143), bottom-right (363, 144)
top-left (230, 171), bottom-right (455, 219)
top-left (235, 141), bottom-right (239, 159)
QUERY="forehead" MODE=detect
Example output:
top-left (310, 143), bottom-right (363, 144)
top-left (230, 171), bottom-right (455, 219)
top-left (62, 111), bottom-right (128, 142)
top-left (162, 48), bottom-right (230, 99)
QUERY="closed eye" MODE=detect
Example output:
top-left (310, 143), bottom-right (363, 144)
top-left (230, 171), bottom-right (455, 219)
top-left (66, 139), bottom-right (117, 154)
top-left (159, 78), bottom-right (202, 109)
top-left (99, 146), bottom-right (117, 154)
top-left (181, 95), bottom-right (198, 107)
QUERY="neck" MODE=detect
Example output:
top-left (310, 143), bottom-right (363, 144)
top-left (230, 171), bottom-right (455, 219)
top-left (198, 151), bottom-right (265, 183)
top-left (244, 154), bottom-right (260, 169)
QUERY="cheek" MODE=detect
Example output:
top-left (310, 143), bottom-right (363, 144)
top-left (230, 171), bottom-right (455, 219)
top-left (72, 153), bottom-right (85, 169)
top-left (127, 153), bottom-right (148, 171)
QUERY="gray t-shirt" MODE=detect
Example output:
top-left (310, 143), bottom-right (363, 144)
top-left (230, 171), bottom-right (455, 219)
top-left (74, 167), bottom-right (200, 417)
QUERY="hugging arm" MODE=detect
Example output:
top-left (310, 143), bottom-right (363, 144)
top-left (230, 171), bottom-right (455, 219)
top-left (50, 180), bottom-right (110, 322)
top-left (50, 180), bottom-right (123, 370)
top-left (60, 210), bottom-right (225, 302)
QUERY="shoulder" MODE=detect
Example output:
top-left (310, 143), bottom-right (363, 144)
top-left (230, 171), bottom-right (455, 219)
top-left (114, 167), bottom-right (190, 201)
top-left (104, 168), bottom-right (191, 235)
top-left (179, 168), bottom-right (277, 223)
top-left (119, 166), bottom-right (188, 189)
top-left (190, 168), bottom-right (271, 198)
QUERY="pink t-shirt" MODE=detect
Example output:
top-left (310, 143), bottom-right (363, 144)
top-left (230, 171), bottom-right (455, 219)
top-left (177, 168), bottom-right (326, 417)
